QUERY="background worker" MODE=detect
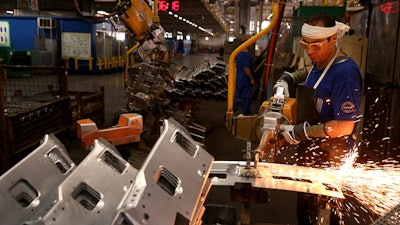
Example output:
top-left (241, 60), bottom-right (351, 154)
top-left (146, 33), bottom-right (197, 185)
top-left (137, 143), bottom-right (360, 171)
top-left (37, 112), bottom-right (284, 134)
top-left (275, 15), bottom-right (363, 225)
top-left (234, 44), bottom-right (256, 115)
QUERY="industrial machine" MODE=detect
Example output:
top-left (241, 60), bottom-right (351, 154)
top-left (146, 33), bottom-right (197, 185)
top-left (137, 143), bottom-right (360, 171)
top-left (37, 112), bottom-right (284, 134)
top-left (219, 2), bottom-right (344, 223)
top-left (75, 0), bottom-right (227, 148)
top-left (75, 0), bottom-right (343, 223)
top-left (111, 0), bottom-right (168, 65)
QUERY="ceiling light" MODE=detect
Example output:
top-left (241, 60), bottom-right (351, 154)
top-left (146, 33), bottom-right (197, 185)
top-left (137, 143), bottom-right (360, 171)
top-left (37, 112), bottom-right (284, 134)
top-left (166, 11), bottom-right (214, 36)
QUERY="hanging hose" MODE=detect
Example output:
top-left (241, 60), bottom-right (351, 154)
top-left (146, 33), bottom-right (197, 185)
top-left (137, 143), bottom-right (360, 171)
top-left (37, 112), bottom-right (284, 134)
top-left (262, 0), bottom-right (287, 100)
top-left (225, 1), bottom-right (280, 130)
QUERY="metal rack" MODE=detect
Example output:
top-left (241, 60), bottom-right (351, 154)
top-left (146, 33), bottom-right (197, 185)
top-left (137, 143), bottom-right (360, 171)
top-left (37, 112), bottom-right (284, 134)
top-left (0, 65), bottom-right (70, 174)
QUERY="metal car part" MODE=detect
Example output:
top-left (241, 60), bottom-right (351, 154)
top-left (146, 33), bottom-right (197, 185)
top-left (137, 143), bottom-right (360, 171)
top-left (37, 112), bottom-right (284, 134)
top-left (112, 118), bottom-right (214, 225)
top-left (0, 134), bottom-right (75, 225)
top-left (76, 113), bottom-right (143, 150)
top-left (24, 138), bottom-right (139, 225)
top-left (210, 161), bottom-right (344, 199)
top-left (371, 204), bottom-right (400, 225)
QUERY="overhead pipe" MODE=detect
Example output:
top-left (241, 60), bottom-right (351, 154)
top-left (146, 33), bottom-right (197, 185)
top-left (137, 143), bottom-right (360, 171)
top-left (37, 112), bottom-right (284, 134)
top-left (225, 1), bottom-right (279, 130)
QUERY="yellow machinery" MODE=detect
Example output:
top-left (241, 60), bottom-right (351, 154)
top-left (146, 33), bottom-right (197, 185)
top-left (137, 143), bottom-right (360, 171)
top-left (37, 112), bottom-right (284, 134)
top-left (113, 0), bottom-right (167, 78)
top-left (231, 87), bottom-right (297, 172)
top-left (225, 1), bottom-right (298, 173)
top-left (115, 0), bottom-right (155, 42)
top-left (76, 0), bottom-right (167, 148)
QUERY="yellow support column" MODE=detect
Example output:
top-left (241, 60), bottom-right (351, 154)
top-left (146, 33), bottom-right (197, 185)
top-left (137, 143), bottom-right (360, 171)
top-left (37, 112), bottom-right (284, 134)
top-left (104, 57), bottom-right (109, 70)
top-left (74, 58), bottom-right (79, 71)
top-left (89, 57), bottom-right (93, 71)
top-left (97, 57), bottom-right (102, 71)
top-left (118, 56), bottom-right (123, 68)
top-left (112, 57), bottom-right (116, 69)
top-left (65, 58), bottom-right (69, 70)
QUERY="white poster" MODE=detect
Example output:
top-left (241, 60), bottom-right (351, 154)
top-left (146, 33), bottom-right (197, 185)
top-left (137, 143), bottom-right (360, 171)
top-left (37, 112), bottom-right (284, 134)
top-left (0, 21), bottom-right (10, 47)
top-left (61, 32), bottom-right (91, 59)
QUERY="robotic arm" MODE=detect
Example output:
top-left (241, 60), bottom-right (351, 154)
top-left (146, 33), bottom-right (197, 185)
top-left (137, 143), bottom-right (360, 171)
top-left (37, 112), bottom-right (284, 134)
top-left (114, 0), bottom-right (167, 63)
top-left (74, 0), bottom-right (167, 63)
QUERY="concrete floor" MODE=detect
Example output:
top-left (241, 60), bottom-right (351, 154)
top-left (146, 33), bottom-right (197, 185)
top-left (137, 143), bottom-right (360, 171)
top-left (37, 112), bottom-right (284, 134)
top-left (62, 53), bottom-right (372, 225)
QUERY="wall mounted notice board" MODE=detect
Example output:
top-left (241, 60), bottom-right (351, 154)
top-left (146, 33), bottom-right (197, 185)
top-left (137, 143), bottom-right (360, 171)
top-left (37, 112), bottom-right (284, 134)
top-left (61, 32), bottom-right (91, 59)
top-left (0, 21), bottom-right (10, 47)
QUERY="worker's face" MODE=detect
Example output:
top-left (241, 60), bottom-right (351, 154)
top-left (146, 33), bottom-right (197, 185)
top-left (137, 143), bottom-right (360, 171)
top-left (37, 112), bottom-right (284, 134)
top-left (300, 35), bottom-right (337, 64)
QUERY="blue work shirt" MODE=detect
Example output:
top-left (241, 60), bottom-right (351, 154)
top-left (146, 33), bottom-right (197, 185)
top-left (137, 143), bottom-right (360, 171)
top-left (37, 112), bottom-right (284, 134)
top-left (305, 57), bottom-right (362, 123)
top-left (235, 50), bottom-right (253, 89)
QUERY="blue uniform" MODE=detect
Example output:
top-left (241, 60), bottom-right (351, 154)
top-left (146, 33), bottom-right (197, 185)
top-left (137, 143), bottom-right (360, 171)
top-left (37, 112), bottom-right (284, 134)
top-left (305, 57), bottom-right (362, 124)
top-left (297, 57), bottom-right (363, 225)
top-left (295, 56), bottom-right (363, 167)
top-left (234, 50), bottom-right (253, 115)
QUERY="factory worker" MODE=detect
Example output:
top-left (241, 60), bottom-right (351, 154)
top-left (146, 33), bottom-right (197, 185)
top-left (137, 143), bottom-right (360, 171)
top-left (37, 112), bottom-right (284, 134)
top-left (234, 42), bottom-right (255, 115)
top-left (274, 15), bottom-right (363, 225)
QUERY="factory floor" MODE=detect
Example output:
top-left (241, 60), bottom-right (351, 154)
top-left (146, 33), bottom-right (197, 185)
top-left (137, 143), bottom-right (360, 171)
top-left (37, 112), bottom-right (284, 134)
top-left (62, 53), bottom-right (367, 225)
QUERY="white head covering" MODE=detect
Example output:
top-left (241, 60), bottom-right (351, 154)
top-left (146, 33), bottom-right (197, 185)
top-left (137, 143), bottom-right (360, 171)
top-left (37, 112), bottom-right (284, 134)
top-left (301, 21), bottom-right (350, 39)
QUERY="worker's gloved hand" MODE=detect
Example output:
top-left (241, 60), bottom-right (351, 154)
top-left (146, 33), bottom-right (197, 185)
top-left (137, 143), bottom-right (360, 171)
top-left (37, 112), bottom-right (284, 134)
top-left (280, 122), bottom-right (311, 145)
top-left (273, 71), bottom-right (296, 97)
top-left (273, 80), bottom-right (290, 97)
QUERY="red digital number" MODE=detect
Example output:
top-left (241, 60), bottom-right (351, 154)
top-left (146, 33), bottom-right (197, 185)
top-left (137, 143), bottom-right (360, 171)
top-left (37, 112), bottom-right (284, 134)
top-left (171, 1), bottom-right (180, 12)
top-left (158, 0), bottom-right (169, 11)
top-left (380, 2), bottom-right (399, 14)
top-left (158, 0), bottom-right (180, 12)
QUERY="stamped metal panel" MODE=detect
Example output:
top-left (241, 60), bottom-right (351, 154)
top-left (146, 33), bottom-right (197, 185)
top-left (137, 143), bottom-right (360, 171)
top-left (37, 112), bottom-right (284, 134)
top-left (113, 118), bottom-right (214, 225)
top-left (371, 204), bottom-right (400, 225)
top-left (210, 161), bottom-right (344, 199)
top-left (0, 134), bottom-right (75, 225)
top-left (25, 138), bottom-right (139, 225)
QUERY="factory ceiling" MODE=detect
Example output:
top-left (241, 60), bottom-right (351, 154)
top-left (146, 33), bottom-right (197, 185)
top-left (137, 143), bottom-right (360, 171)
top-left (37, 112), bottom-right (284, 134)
top-left (87, 0), bottom-right (233, 35)
top-left (0, 0), bottom-right (263, 36)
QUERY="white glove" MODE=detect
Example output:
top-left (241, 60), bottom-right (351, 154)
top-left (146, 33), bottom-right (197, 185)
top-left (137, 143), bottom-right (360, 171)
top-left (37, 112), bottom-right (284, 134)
top-left (273, 71), bottom-right (297, 97)
top-left (273, 80), bottom-right (290, 97)
top-left (280, 122), bottom-right (311, 145)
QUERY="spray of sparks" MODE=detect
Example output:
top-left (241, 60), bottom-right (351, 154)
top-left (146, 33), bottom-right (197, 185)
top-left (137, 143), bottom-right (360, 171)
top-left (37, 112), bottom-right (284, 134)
top-left (326, 148), bottom-right (400, 224)
top-left (275, 145), bottom-right (400, 224)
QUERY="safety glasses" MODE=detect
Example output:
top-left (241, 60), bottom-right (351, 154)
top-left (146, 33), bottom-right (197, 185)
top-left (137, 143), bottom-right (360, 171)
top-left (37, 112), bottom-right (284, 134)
top-left (299, 39), bottom-right (328, 51)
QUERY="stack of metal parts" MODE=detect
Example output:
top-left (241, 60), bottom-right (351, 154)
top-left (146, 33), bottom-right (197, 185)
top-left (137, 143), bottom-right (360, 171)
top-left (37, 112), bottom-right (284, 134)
top-left (126, 63), bottom-right (173, 112)
top-left (125, 62), bottom-right (176, 147)
top-left (125, 59), bottom-right (225, 147)
top-left (0, 118), bottom-right (214, 225)
top-left (173, 58), bottom-right (227, 99)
